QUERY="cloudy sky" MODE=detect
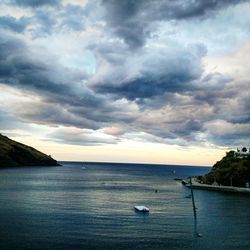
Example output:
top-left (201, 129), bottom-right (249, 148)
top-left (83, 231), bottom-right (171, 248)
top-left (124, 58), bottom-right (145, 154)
top-left (0, 0), bottom-right (249, 165)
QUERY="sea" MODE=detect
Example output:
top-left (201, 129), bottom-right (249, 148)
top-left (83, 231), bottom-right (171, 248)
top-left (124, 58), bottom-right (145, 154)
top-left (0, 162), bottom-right (249, 250)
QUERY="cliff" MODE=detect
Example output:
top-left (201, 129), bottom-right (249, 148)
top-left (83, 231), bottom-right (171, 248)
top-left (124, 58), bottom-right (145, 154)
top-left (203, 151), bottom-right (250, 187)
top-left (0, 134), bottom-right (60, 167)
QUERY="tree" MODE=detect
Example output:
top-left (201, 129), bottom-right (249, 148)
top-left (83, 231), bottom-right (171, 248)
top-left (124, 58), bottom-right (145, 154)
top-left (242, 147), bottom-right (247, 152)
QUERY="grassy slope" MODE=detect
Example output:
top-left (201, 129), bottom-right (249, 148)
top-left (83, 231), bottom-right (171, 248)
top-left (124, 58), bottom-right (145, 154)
top-left (0, 134), bottom-right (60, 167)
top-left (204, 151), bottom-right (250, 187)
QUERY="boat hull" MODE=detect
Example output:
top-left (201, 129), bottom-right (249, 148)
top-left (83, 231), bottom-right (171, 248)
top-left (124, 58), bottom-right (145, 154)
top-left (134, 206), bottom-right (149, 212)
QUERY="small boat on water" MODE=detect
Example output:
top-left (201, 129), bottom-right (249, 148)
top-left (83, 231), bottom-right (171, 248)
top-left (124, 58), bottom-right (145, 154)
top-left (134, 206), bottom-right (149, 212)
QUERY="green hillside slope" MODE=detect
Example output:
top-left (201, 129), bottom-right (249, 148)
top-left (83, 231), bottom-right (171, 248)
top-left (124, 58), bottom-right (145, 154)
top-left (204, 151), bottom-right (250, 187)
top-left (0, 134), bottom-right (60, 167)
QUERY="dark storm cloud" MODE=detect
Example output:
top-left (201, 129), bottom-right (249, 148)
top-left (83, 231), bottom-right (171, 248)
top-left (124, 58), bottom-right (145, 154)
top-left (0, 3), bottom-right (86, 36)
top-left (208, 132), bottom-right (250, 146)
top-left (12, 96), bottom-right (137, 134)
top-left (0, 0), bottom-right (249, 148)
top-left (173, 119), bottom-right (203, 137)
top-left (6, 0), bottom-right (61, 7)
top-left (93, 74), bottom-right (195, 100)
top-left (47, 128), bottom-right (119, 146)
top-left (30, 9), bottom-right (59, 36)
top-left (204, 120), bottom-right (250, 146)
top-left (193, 76), bottom-right (250, 125)
top-left (0, 32), bottom-right (85, 95)
top-left (0, 33), bottom-right (24, 58)
top-left (0, 32), bottom-right (137, 132)
top-left (30, 6), bottom-right (87, 37)
top-left (0, 33), bottom-right (101, 128)
top-left (140, 119), bottom-right (204, 141)
top-left (0, 47), bottom-right (68, 94)
top-left (60, 4), bottom-right (86, 31)
top-left (0, 16), bottom-right (30, 33)
top-left (133, 103), bottom-right (211, 141)
top-left (90, 44), bottom-right (206, 100)
top-left (101, 0), bottom-right (249, 48)
top-left (14, 102), bottom-right (102, 130)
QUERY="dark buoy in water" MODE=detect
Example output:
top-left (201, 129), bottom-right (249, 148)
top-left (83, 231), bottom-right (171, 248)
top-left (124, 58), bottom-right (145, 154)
top-left (189, 177), bottom-right (202, 238)
top-left (155, 189), bottom-right (158, 193)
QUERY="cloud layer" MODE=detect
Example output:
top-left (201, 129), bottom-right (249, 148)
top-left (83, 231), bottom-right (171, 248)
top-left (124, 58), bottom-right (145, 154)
top-left (0, 0), bottom-right (249, 148)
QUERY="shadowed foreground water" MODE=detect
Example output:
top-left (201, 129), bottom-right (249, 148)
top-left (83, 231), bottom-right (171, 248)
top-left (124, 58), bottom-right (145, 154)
top-left (0, 162), bottom-right (249, 249)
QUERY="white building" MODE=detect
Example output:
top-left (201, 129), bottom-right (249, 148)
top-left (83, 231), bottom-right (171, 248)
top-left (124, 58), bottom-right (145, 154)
top-left (234, 147), bottom-right (250, 158)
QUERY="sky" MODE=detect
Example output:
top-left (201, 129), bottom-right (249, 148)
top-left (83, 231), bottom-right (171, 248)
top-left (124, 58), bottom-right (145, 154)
top-left (0, 0), bottom-right (249, 166)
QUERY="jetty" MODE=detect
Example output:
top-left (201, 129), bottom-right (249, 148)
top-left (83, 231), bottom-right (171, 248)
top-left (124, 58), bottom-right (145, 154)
top-left (182, 178), bottom-right (250, 194)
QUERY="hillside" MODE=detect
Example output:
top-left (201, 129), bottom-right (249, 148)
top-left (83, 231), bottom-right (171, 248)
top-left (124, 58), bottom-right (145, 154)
top-left (0, 134), bottom-right (60, 167)
top-left (203, 150), bottom-right (250, 187)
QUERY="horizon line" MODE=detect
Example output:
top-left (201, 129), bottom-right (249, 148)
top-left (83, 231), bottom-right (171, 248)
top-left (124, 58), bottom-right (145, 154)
top-left (58, 160), bottom-right (211, 168)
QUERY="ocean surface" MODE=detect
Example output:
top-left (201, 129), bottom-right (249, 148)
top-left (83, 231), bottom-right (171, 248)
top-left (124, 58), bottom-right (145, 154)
top-left (0, 162), bottom-right (250, 250)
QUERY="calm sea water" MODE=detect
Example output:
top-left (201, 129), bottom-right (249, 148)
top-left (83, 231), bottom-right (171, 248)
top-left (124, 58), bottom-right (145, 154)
top-left (0, 162), bottom-right (249, 250)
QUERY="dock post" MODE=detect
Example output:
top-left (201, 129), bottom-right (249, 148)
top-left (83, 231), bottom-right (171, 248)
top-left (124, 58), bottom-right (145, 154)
top-left (189, 177), bottom-right (202, 238)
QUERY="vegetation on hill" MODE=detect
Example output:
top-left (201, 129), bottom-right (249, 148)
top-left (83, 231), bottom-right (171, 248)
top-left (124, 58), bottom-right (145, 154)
top-left (203, 151), bottom-right (250, 187)
top-left (0, 134), bottom-right (60, 167)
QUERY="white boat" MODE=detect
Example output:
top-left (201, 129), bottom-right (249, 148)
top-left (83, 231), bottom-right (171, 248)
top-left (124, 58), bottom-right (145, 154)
top-left (134, 205), bottom-right (149, 212)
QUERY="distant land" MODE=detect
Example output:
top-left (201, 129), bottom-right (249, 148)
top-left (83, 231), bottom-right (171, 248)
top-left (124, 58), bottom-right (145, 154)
top-left (0, 134), bottom-right (60, 167)
top-left (200, 148), bottom-right (250, 187)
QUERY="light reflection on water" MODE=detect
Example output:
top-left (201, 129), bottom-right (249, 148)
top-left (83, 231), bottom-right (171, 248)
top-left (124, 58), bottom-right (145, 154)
top-left (0, 162), bottom-right (249, 250)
